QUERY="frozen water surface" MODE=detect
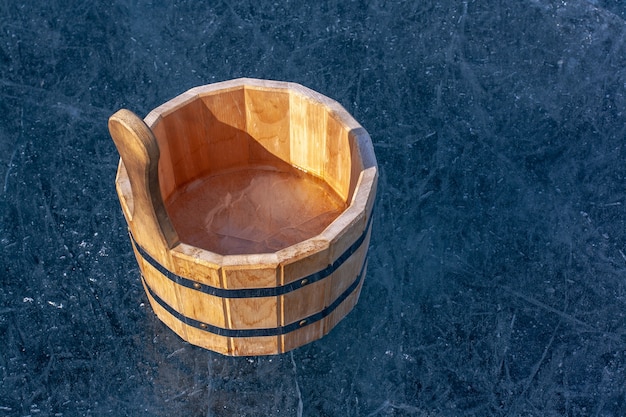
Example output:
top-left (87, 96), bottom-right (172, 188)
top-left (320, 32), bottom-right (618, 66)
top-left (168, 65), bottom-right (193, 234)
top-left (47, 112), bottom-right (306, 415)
top-left (1, 0), bottom-right (626, 415)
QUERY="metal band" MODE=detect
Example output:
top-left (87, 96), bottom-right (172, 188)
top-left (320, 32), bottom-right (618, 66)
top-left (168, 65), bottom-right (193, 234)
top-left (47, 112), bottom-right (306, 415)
top-left (130, 214), bottom-right (372, 299)
top-left (141, 258), bottom-right (367, 338)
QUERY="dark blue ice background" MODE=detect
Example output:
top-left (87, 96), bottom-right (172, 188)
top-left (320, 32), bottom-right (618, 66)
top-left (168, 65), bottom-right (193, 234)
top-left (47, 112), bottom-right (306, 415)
top-left (1, 0), bottom-right (626, 416)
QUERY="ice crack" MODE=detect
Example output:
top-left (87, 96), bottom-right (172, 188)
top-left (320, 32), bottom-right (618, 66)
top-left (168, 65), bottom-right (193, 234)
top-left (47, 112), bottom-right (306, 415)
top-left (290, 351), bottom-right (303, 417)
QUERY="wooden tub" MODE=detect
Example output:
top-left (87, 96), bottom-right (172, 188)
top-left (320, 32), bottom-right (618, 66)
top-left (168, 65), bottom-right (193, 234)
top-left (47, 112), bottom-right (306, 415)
top-left (108, 78), bottom-right (377, 356)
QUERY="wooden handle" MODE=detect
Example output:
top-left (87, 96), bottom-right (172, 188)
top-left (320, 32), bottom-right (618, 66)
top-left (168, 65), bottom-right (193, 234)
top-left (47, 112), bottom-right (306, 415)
top-left (108, 109), bottom-right (178, 251)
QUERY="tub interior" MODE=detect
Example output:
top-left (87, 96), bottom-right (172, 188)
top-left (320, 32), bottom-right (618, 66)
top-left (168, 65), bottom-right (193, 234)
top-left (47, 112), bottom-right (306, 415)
top-left (150, 86), bottom-right (362, 255)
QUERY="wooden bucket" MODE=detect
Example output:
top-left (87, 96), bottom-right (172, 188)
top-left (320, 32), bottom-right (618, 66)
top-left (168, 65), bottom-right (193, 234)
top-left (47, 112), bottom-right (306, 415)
top-left (108, 78), bottom-right (377, 356)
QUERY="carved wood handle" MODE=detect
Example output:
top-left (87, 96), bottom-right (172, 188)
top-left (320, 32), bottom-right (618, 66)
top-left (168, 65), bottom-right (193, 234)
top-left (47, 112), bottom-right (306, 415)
top-left (108, 109), bottom-right (178, 251)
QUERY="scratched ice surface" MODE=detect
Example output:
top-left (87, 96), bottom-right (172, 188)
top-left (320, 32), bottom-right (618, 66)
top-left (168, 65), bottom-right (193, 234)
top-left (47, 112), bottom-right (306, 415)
top-left (1, 0), bottom-right (626, 416)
